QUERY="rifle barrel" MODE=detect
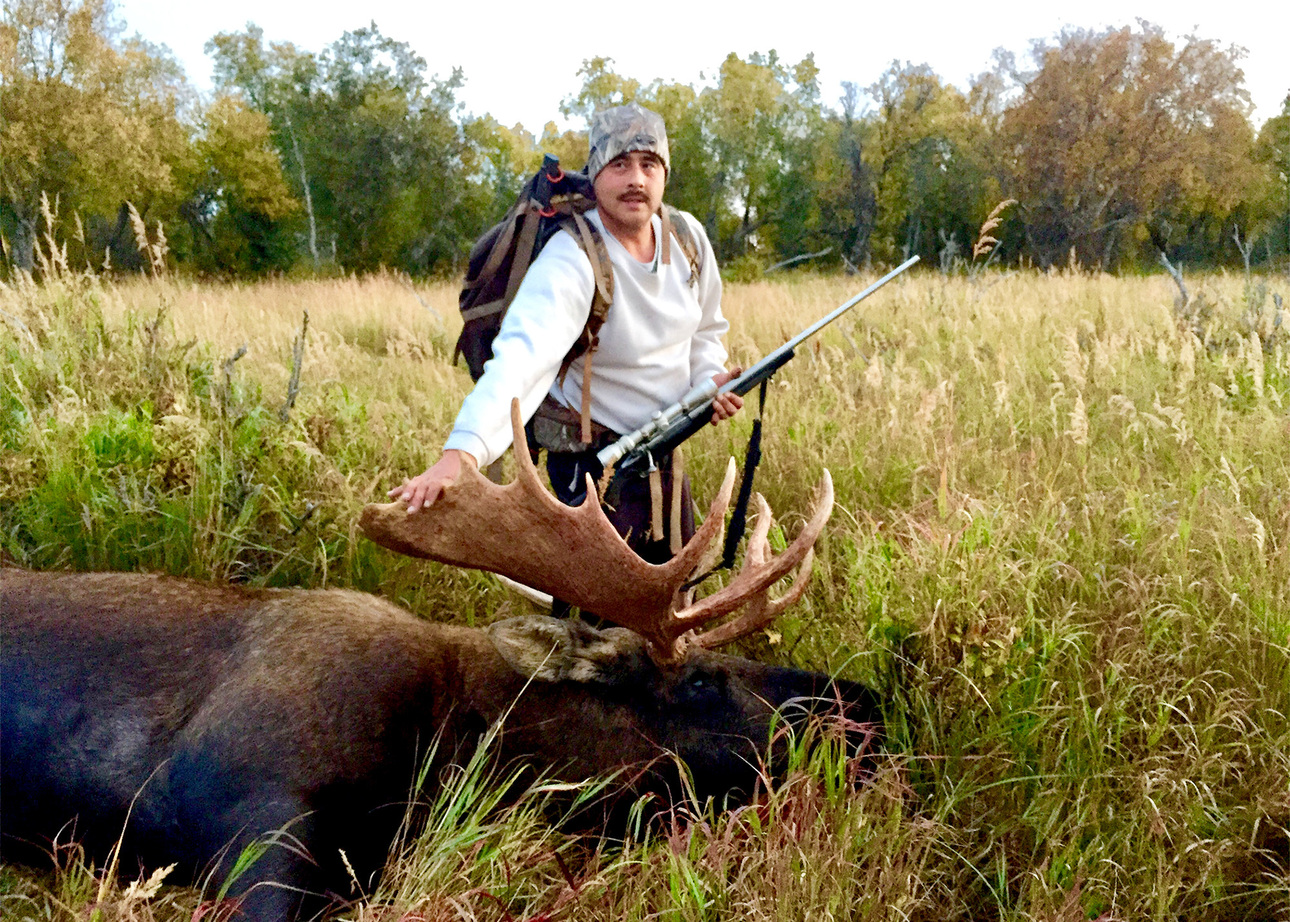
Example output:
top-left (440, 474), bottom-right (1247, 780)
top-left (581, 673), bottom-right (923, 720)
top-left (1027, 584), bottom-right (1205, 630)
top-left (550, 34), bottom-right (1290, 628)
top-left (597, 254), bottom-right (920, 471)
top-left (764, 254), bottom-right (920, 365)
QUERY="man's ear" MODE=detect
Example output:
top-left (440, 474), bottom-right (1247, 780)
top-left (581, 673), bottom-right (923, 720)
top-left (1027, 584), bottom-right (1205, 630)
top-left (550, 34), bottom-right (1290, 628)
top-left (487, 616), bottom-right (647, 684)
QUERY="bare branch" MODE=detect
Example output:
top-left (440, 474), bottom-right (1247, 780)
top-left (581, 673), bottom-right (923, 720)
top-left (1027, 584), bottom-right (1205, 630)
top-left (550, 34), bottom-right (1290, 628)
top-left (766, 248), bottom-right (833, 273)
top-left (1158, 250), bottom-right (1188, 309)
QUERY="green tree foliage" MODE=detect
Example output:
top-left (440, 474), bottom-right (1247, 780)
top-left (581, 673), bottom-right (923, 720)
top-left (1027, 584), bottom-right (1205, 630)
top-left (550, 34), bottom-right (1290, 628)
top-left (181, 95), bottom-right (299, 275)
top-left (560, 56), bottom-right (642, 124)
top-left (312, 25), bottom-right (467, 271)
top-left (208, 22), bottom-right (472, 273)
top-left (999, 23), bottom-right (1259, 269)
top-left (4, 6), bottom-right (1280, 277)
top-left (816, 82), bottom-right (878, 271)
top-left (1, 0), bottom-right (190, 271)
top-left (864, 61), bottom-right (994, 265)
top-left (535, 121), bottom-right (589, 172)
top-left (1252, 94), bottom-right (1290, 264)
top-left (700, 52), bottom-right (821, 263)
top-left (752, 56), bottom-right (833, 265)
top-left (205, 25), bottom-right (321, 268)
top-left (462, 116), bottom-right (544, 223)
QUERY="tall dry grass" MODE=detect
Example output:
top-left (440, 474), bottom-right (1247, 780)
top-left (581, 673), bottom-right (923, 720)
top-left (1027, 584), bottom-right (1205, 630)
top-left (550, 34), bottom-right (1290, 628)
top-left (2, 258), bottom-right (1287, 920)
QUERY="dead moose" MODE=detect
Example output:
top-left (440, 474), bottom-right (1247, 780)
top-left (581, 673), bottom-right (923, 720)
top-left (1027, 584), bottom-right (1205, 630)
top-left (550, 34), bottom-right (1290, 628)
top-left (1, 407), bottom-right (882, 921)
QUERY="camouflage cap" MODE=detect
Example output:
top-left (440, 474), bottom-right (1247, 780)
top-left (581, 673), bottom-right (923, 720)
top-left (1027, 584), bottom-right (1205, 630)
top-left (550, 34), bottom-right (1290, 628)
top-left (586, 103), bottom-right (670, 181)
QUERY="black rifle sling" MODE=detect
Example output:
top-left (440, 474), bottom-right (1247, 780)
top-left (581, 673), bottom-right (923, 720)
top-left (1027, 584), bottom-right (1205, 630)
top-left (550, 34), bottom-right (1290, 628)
top-left (721, 377), bottom-right (768, 569)
top-left (683, 378), bottom-right (768, 591)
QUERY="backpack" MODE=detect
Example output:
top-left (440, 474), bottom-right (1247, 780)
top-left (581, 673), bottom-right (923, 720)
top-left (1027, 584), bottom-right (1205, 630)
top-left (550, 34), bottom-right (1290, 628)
top-left (454, 154), bottom-right (703, 446)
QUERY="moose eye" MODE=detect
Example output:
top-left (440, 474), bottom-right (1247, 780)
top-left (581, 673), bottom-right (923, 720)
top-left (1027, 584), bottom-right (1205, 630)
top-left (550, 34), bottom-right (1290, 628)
top-left (685, 671), bottom-right (724, 697)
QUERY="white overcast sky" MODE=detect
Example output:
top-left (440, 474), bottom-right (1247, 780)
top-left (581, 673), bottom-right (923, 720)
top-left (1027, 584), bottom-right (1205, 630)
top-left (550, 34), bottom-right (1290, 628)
top-left (114, 0), bottom-right (1288, 131)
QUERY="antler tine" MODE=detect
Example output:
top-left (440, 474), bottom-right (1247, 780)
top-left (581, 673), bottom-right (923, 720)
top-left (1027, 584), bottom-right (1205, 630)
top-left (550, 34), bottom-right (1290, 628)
top-left (509, 397), bottom-right (556, 495)
top-left (692, 491), bottom-right (817, 647)
top-left (652, 457), bottom-right (737, 585)
top-left (693, 495), bottom-right (817, 645)
top-left (693, 552), bottom-right (816, 648)
top-left (673, 469), bottom-right (834, 636)
top-left (691, 493), bottom-right (783, 648)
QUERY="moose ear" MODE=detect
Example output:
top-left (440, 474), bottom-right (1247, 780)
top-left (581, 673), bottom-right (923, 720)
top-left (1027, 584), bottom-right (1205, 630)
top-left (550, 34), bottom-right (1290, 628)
top-left (486, 616), bottom-right (646, 684)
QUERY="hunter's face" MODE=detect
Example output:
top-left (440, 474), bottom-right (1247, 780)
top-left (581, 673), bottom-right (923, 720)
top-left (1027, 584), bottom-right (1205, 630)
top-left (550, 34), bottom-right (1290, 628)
top-left (594, 150), bottom-right (666, 238)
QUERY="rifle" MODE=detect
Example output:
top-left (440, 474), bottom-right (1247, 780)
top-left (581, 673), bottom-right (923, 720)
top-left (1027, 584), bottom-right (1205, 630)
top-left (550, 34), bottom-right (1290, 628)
top-left (597, 255), bottom-right (920, 475)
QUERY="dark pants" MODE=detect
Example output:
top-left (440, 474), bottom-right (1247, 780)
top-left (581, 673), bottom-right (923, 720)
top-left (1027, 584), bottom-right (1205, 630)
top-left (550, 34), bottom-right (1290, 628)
top-left (546, 448), bottom-right (695, 564)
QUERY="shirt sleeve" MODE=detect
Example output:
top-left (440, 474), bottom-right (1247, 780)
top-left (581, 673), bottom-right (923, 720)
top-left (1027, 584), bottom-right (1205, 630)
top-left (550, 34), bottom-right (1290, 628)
top-left (684, 213), bottom-right (729, 387)
top-left (444, 230), bottom-right (594, 467)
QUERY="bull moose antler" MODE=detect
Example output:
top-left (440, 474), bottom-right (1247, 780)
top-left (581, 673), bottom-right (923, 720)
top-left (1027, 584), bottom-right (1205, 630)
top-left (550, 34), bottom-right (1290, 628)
top-left (360, 400), bottom-right (833, 663)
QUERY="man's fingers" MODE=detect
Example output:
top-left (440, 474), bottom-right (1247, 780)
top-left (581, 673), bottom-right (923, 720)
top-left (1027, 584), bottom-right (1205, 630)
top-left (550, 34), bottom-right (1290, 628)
top-left (405, 476), bottom-right (455, 513)
top-left (420, 483), bottom-right (440, 509)
top-left (402, 480), bottom-right (429, 513)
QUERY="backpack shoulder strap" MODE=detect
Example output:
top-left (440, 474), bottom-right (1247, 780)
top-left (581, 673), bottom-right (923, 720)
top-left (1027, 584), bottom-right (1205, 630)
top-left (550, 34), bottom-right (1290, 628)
top-left (663, 204), bottom-right (703, 288)
top-left (566, 210), bottom-right (613, 311)
top-left (556, 212), bottom-right (615, 444)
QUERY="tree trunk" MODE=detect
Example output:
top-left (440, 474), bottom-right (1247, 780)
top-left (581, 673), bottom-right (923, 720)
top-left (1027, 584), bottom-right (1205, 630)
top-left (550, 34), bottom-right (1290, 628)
top-left (287, 121), bottom-right (320, 269)
top-left (9, 213), bottom-right (36, 272)
top-left (847, 153), bottom-right (876, 271)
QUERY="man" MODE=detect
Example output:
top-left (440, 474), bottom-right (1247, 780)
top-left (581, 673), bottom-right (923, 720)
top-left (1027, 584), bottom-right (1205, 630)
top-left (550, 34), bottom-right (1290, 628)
top-left (392, 103), bottom-right (741, 560)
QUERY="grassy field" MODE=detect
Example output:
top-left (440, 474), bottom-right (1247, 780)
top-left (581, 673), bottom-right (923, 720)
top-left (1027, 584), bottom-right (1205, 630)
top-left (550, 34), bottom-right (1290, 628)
top-left (1, 263), bottom-right (1287, 920)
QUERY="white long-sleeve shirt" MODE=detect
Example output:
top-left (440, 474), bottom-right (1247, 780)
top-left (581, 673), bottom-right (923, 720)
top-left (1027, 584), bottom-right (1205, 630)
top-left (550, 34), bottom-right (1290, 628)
top-left (444, 208), bottom-right (727, 467)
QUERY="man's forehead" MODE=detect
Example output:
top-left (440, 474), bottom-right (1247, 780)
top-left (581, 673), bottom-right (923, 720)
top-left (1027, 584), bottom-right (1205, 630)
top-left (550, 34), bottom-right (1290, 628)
top-left (609, 150), bottom-right (665, 166)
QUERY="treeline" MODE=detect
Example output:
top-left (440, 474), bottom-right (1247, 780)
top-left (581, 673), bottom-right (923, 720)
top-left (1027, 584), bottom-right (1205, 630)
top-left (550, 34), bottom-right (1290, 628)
top-left (3, 0), bottom-right (1288, 279)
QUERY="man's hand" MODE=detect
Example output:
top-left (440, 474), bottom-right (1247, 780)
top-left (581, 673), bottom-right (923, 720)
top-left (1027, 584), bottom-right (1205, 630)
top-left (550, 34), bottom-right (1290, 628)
top-left (388, 449), bottom-right (479, 513)
top-left (710, 368), bottom-right (744, 424)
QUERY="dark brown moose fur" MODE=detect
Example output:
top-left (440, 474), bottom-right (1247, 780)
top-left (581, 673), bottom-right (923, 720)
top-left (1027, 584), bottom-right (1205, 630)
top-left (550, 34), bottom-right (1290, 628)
top-left (1, 569), bottom-right (881, 921)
